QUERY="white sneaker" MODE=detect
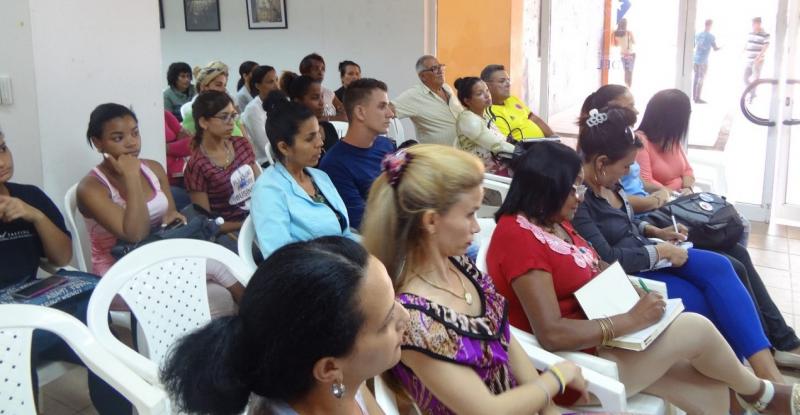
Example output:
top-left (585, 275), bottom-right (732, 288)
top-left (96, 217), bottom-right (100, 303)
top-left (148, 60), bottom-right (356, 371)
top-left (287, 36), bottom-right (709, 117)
top-left (774, 350), bottom-right (800, 369)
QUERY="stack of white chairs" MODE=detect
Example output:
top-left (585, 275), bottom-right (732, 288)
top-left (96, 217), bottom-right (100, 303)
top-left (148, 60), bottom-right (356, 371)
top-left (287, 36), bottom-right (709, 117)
top-left (0, 304), bottom-right (170, 414)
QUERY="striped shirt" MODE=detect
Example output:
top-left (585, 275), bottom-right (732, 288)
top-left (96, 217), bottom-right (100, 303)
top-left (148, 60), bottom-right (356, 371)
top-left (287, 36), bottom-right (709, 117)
top-left (184, 136), bottom-right (256, 222)
top-left (745, 31), bottom-right (770, 62)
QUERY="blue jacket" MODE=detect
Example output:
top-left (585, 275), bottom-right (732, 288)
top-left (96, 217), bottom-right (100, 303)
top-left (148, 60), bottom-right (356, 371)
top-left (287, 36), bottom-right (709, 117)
top-left (251, 163), bottom-right (357, 258)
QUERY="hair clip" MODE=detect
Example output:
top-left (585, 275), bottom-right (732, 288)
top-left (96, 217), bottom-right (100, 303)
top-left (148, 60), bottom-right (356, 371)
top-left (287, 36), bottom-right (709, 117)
top-left (586, 108), bottom-right (608, 128)
top-left (381, 149), bottom-right (413, 188)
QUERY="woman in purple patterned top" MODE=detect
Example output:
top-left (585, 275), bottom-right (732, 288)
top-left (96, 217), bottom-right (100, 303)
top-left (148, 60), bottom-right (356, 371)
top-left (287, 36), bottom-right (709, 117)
top-left (361, 144), bottom-right (589, 414)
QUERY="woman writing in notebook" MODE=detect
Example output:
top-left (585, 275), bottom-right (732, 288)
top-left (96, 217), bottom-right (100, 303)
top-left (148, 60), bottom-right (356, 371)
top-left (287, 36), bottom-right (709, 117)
top-left (486, 139), bottom-right (799, 413)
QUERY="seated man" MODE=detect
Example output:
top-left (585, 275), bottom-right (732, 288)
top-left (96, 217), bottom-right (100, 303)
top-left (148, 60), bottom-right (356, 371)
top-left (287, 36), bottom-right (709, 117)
top-left (391, 55), bottom-right (463, 146)
top-left (480, 64), bottom-right (554, 141)
top-left (319, 78), bottom-right (396, 229)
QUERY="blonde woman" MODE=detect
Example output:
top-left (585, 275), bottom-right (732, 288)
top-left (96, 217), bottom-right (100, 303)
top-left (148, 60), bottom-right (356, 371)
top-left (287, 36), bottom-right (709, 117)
top-left (361, 144), bottom-right (588, 415)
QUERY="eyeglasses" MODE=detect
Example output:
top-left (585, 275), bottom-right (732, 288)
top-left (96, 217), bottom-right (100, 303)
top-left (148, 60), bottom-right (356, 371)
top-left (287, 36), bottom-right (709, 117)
top-left (420, 64), bottom-right (446, 74)
top-left (572, 184), bottom-right (587, 199)
top-left (213, 112), bottom-right (240, 123)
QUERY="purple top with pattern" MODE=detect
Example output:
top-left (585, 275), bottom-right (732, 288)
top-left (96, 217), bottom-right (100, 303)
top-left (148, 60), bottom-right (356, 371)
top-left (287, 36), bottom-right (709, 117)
top-left (391, 256), bottom-right (517, 414)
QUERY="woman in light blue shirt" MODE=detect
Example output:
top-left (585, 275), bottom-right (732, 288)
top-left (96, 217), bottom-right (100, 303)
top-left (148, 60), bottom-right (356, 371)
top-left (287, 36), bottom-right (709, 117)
top-left (251, 90), bottom-right (357, 258)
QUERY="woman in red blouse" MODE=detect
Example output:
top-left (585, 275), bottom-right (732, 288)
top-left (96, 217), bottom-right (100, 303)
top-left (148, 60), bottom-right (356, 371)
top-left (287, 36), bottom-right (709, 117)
top-left (487, 140), bottom-right (799, 413)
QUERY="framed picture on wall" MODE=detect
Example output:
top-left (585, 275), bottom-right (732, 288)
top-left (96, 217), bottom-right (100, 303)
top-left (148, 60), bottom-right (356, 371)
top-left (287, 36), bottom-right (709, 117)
top-left (159, 0), bottom-right (164, 29)
top-left (246, 0), bottom-right (288, 29)
top-left (184, 0), bottom-right (221, 31)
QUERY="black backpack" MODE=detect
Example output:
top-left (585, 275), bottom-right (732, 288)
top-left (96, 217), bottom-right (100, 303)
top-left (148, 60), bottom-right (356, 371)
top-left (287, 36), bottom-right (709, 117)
top-left (642, 192), bottom-right (744, 251)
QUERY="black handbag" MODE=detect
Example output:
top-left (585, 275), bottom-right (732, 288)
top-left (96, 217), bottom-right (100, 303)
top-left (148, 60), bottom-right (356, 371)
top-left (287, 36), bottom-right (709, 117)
top-left (642, 192), bottom-right (744, 250)
top-left (110, 204), bottom-right (222, 259)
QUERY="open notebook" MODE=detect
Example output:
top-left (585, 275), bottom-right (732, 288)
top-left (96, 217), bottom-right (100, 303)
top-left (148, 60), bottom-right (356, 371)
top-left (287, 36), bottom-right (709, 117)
top-left (575, 262), bottom-right (684, 351)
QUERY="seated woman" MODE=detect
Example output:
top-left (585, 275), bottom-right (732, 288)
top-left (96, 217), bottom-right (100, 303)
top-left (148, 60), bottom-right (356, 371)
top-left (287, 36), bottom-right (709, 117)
top-left (78, 103), bottom-right (243, 315)
top-left (163, 62), bottom-right (196, 120)
top-left (577, 84), bottom-right (671, 214)
top-left (582, 87), bottom-right (800, 367)
top-left (335, 60), bottom-right (362, 104)
top-left (570, 106), bottom-right (788, 383)
top-left (161, 236), bottom-right (408, 415)
top-left (635, 89), bottom-right (695, 194)
top-left (454, 76), bottom-right (515, 175)
top-left (361, 144), bottom-right (589, 415)
top-left (0, 125), bottom-right (131, 414)
top-left (163, 110), bottom-right (191, 210)
top-left (488, 140), bottom-right (800, 413)
top-left (241, 65), bottom-right (278, 167)
top-left (299, 53), bottom-right (346, 121)
top-left (179, 61), bottom-right (248, 141)
top-left (280, 71), bottom-right (339, 153)
top-left (234, 60), bottom-right (258, 112)
top-left (184, 91), bottom-right (260, 249)
top-left (251, 91), bottom-right (356, 259)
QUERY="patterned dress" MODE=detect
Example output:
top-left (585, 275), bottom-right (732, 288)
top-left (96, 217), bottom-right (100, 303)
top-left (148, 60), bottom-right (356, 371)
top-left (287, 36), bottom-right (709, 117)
top-left (391, 256), bottom-right (517, 414)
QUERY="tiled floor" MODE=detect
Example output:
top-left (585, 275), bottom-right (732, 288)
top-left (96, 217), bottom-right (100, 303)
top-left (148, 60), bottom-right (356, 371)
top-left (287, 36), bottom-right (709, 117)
top-left (35, 222), bottom-right (800, 413)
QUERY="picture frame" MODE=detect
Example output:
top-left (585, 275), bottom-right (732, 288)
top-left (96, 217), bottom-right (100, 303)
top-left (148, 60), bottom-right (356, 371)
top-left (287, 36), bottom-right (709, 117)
top-left (184, 0), bottom-right (221, 32)
top-left (246, 0), bottom-right (288, 30)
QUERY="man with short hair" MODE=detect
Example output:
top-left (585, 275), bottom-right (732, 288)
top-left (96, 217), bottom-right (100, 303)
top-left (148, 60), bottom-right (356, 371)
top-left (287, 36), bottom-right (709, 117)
top-left (319, 78), bottom-right (396, 229)
top-left (480, 64), bottom-right (554, 141)
top-left (391, 55), bottom-right (463, 146)
top-left (744, 17), bottom-right (770, 101)
top-left (693, 19), bottom-right (721, 104)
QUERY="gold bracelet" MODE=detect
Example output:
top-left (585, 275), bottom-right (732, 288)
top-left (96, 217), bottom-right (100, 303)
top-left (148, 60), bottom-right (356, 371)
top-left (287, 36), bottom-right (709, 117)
top-left (604, 317), bottom-right (616, 340)
top-left (597, 318), bottom-right (610, 347)
top-left (548, 366), bottom-right (567, 394)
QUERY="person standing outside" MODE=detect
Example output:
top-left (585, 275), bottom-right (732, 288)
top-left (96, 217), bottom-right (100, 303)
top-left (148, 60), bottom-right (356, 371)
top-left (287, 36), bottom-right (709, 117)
top-left (614, 18), bottom-right (636, 88)
top-left (744, 17), bottom-right (770, 101)
top-left (693, 19), bottom-right (721, 104)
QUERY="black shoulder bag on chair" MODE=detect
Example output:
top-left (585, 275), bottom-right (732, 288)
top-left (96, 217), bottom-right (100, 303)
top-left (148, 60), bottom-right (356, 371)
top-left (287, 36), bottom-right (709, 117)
top-left (641, 192), bottom-right (744, 251)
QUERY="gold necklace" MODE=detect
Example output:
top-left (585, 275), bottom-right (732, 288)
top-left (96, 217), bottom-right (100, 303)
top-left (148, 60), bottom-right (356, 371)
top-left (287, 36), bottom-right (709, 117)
top-left (415, 267), bottom-right (473, 305)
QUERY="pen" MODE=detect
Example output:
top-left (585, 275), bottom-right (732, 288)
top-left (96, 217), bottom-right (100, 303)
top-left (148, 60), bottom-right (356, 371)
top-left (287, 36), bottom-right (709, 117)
top-left (638, 278), bottom-right (651, 293)
top-left (671, 214), bottom-right (679, 234)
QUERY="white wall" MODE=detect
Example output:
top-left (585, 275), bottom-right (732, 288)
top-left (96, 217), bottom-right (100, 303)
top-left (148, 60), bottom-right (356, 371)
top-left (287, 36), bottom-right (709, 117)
top-left (0, 0), bottom-right (43, 186)
top-left (160, 0), bottom-right (428, 99)
top-left (0, 0), bottom-right (164, 208)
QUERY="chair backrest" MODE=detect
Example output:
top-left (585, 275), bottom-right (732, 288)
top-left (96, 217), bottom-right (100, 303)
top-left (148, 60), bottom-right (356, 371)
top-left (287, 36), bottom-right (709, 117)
top-left (475, 218), bottom-right (497, 274)
top-left (264, 143), bottom-right (275, 166)
top-left (64, 183), bottom-right (89, 271)
top-left (0, 304), bottom-right (170, 415)
top-left (87, 239), bottom-right (252, 384)
top-left (330, 121), bottom-right (349, 138)
top-left (238, 215), bottom-right (259, 273)
top-left (477, 176), bottom-right (511, 218)
top-left (387, 118), bottom-right (405, 144)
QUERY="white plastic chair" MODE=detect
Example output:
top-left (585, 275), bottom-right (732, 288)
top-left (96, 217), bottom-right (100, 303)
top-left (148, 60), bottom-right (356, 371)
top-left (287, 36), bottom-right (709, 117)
top-left (64, 183), bottom-right (89, 272)
top-left (0, 304), bottom-right (170, 414)
top-left (264, 143), bottom-right (275, 167)
top-left (87, 239), bottom-right (252, 385)
top-left (330, 121), bottom-right (349, 138)
top-left (478, 176), bottom-right (511, 218)
top-left (238, 215), bottom-right (259, 273)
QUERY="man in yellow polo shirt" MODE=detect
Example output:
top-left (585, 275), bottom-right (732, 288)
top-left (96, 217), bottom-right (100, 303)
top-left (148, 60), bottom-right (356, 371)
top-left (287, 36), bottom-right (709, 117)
top-left (480, 64), bottom-right (554, 141)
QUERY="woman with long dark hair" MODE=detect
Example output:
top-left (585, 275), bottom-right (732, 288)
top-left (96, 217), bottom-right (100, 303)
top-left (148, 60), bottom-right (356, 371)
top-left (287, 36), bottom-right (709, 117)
top-left (161, 236), bottom-right (408, 415)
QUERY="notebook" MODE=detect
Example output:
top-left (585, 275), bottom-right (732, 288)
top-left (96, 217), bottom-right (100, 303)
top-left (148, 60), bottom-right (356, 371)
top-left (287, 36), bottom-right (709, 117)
top-left (574, 262), bottom-right (684, 351)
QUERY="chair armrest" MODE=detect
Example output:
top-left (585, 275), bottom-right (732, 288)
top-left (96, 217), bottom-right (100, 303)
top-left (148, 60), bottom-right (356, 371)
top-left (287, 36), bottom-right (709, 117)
top-left (554, 351), bottom-right (620, 380)
top-left (510, 326), bottom-right (627, 412)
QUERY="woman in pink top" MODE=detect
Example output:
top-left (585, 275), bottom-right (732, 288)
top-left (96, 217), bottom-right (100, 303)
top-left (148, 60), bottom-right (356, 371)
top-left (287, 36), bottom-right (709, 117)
top-left (635, 89), bottom-right (695, 194)
top-left (78, 104), bottom-right (243, 315)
